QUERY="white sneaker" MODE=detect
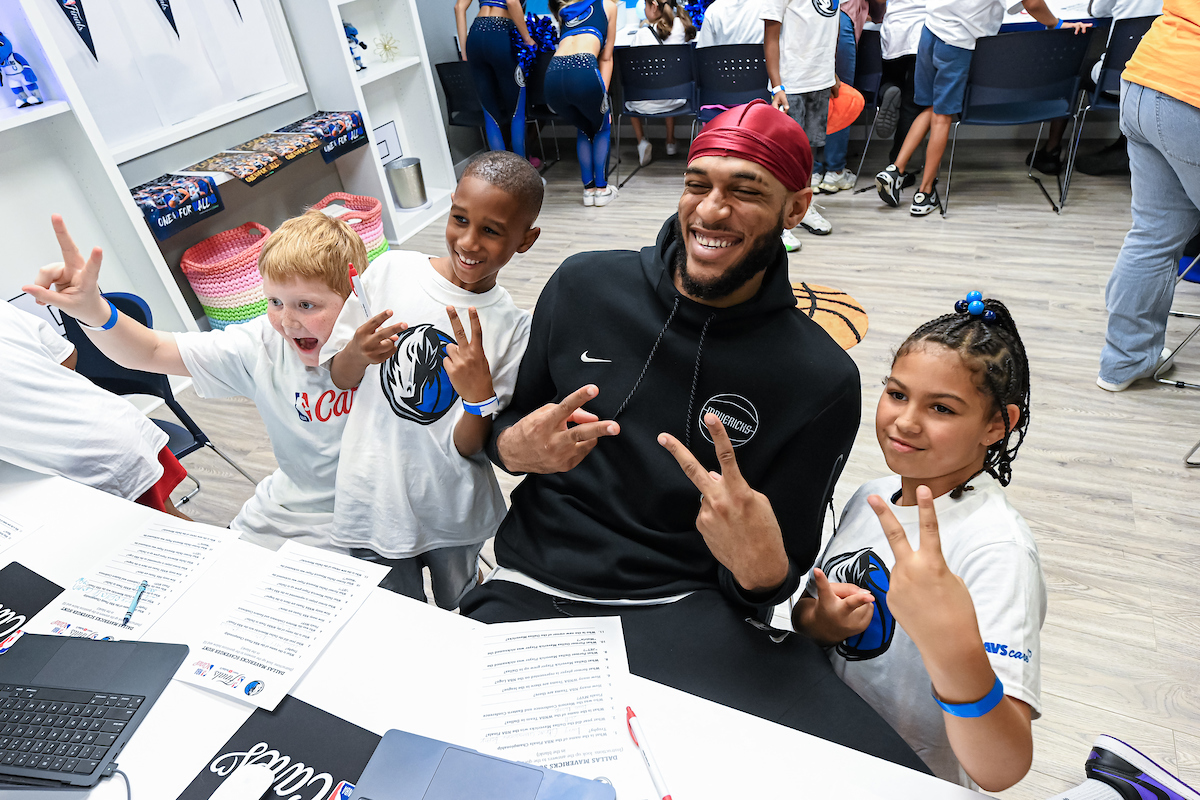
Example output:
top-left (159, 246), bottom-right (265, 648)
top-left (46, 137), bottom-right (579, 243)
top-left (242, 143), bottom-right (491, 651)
top-left (637, 138), bottom-right (652, 167)
top-left (818, 169), bottom-right (857, 194)
top-left (583, 189), bottom-right (595, 207)
top-left (781, 228), bottom-right (802, 252)
top-left (1097, 348), bottom-right (1173, 391)
top-left (810, 172), bottom-right (822, 189)
top-left (593, 185), bottom-right (618, 207)
top-left (799, 204), bottom-right (832, 235)
top-left (665, 141), bottom-right (679, 156)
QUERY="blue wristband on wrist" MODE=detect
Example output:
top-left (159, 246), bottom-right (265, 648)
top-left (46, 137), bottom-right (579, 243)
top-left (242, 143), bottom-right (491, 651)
top-left (463, 395), bottom-right (499, 416)
top-left (1053, 18), bottom-right (1064, 28)
top-left (78, 299), bottom-right (119, 332)
top-left (932, 675), bottom-right (1005, 718)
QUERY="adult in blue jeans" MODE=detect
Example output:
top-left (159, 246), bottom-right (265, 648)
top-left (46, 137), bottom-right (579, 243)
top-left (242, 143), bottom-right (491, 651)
top-left (1097, 1), bottom-right (1200, 391)
top-left (815, 7), bottom-right (859, 194)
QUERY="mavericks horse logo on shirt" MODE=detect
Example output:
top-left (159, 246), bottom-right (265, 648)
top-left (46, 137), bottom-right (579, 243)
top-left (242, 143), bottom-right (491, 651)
top-left (812, 0), bottom-right (840, 16)
top-left (825, 548), bottom-right (895, 661)
top-left (380, 324), bottom-right (459, 425)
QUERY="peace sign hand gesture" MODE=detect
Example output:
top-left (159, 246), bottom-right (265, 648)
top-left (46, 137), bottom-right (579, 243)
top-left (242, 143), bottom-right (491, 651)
top-left (23, 215), bottom-right (112, 328)
top-left (866, 485), bottom-right (982, 662)
top-left (443, 305), bottom-right (494, 404)
top-left (659, 413), bottom-right (789, 593)
top-left (495, 384), bottom-right (621, 474)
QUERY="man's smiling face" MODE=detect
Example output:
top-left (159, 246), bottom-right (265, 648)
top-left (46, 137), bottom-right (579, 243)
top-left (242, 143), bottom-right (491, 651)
top-left (675, 156), bottom-right (811, 307)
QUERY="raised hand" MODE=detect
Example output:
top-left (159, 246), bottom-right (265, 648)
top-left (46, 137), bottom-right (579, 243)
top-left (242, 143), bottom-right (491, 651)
top-left (443, 306), bottom-right (493, 403)
top-left (352, 309), bottom-right (408, 364)
top-left (798, 568), bottom-right (875, 644)
top-left (22, 215), bottom-right (111, 327)
top-left (659, 413), bottom-right (789, 593)
top-left (866, 485), bottom-right (982, 660)
top-left (495, 384), bottom-right (620, 474)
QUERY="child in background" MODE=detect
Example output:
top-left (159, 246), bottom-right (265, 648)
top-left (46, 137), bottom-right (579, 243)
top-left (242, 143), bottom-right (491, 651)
top-left (1, 284), bottom-right (185, 515)
top-left (627, 0), bottom-right (696, 167)
top-left (763, 0), bottom-right (839, 235)
top-left (875, 0), bottom-right (1089, 215)
top-left (26, 211), bottom-right (366, 552)
top-left (324, 151), bottom-right (541, 610)
top-left (872, 0), bottom-right (927, 182)
top-left (793, 294), bottom-right (1046, 790)
top-left (815, 0), bottom-right (868, 195)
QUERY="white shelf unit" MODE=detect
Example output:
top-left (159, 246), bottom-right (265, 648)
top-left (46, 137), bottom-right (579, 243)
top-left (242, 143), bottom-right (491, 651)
top-left (1, 0), bottom-right (454, 338)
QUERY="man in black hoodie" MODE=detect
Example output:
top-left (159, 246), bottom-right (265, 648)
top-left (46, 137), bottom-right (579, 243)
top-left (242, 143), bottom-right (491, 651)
top-left (463, 101), bottom-right (928, 772)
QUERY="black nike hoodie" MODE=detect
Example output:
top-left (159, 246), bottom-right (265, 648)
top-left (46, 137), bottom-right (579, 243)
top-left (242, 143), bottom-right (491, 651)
top-left (487, 216), bottom-right (861, 618)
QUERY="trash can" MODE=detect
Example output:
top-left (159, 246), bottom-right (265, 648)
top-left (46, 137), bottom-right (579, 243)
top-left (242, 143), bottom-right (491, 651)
top-left (386, 158), bottom-right (428, 209)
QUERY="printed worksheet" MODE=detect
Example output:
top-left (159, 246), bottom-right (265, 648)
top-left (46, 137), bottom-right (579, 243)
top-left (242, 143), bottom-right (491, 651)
top-left (175, 542), bottom-right (387, 710)
top-left (0, 508), bottom-right (38, 556)
top-left (478, 617), bottom-right (633, 780)
top-left (31, 519), bottom-right (234, 641)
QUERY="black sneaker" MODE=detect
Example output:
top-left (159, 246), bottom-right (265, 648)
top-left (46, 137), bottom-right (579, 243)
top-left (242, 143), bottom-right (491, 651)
top-left (1085, 735), bottom-right (1200, 800)
top-left (910, 180), bottom-right (941, 216)
top-left (875, 164), bottom-right (905, 207)
top-left (875, 84), bottom-right (902, 139)
top-left (1025, 146), bottom-right (1062, 175)
top-left (1077, 136), bottom-right (1130, 176)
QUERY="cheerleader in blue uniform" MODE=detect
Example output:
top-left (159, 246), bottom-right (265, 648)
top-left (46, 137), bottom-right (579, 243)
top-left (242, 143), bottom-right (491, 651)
top-left (456, 0), bottom-right (537, 157)
top-left (545, 0), bottom-right (619, 206)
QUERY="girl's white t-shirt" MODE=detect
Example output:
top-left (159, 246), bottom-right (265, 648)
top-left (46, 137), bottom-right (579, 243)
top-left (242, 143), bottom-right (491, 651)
top-left (321, 250), bottom-right (531, 558)
top-left (761, 0), bottom-right (840, 93)
top-left (0, 301), bottom-right (168, 500)
top-left (176, 315), bottom-right (354, 553)
top-left (810, 473), bottom-right (1046, 787)
top-left (925, 0), bottom-right (1005, 50)
top-left (882, 0), bottom-right (927, 58)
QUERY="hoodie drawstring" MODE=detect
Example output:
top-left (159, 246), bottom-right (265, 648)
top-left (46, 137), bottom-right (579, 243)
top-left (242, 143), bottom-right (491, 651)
top-left (614, 297), bottom-right (679, 419)
top-left (684, 313), bottom-right (715, 449)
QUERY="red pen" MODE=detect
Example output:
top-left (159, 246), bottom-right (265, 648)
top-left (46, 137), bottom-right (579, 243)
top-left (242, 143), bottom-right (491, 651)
top-left (348, 263), bottom-right (371, 317)
top-left (627, 706), bottom-right (672, 800)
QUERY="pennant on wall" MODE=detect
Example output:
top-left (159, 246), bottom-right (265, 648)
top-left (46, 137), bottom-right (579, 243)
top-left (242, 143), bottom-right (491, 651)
top-left (55, 0), bottom-right (98, 60)
top-left (229, 0), bottom-right (243, 20)
top-left (154, 0), bottom-right (179, 36)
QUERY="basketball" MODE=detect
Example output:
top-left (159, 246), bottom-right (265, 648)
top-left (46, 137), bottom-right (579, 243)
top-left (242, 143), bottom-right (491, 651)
top-left (791, 282), bottom-right (869, 350)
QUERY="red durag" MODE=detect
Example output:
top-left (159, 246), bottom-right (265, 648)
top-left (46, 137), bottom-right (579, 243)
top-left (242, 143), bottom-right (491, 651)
top-left (687, 99), bottom-right (813, 192)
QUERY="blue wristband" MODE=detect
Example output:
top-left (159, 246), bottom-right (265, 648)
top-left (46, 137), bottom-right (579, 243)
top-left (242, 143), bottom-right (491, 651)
top-left (1053, 18), bottom-right (1064, 28)
top-left (463, 395), bottom-right (499, 416)
top-left (78, 299), bottom-right (119, 332)
top-left (932, 675), bottom-right (1005, 718)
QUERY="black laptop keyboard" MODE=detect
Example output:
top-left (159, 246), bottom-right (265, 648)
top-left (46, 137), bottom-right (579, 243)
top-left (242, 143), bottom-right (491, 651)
top-left (0, 685), bottom-right (143, 777)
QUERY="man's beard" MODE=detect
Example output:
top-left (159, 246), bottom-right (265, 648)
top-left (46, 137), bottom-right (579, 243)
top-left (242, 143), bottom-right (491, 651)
top-left (671, 214), bottom-right (784, 301)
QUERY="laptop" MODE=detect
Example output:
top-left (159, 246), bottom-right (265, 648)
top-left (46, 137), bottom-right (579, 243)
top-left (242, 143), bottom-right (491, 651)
top-left (0, 633), bottom-right (187, 788)
top-left (351, 730), bottom-right (617, 800)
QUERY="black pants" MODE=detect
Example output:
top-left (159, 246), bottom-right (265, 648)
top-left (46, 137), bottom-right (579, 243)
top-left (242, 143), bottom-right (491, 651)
top-left (881, 54), bottom-right (924, 164)
top-left (462, 581), bottom-right (931, 774)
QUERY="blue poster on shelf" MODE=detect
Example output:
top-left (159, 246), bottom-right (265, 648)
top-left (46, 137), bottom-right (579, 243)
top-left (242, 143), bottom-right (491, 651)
top-left (278, 111), bottom-right (368, 164)
top-left (131, 174), bottom-right (224, 241)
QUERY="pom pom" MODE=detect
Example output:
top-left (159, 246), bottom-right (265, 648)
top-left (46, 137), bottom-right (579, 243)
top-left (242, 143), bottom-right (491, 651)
top-left (683, 0), bottom-right (717, 29)
top-left (968, 300), bottom-right (985, 316)
top-left (982, 309), bottom-right (997, 323)
top-left (511, 13), bottom-right (559, 75)
top-left (954, 299), bottom-right (969, 313)
top-left (965, 290), bottom-right (983, 303)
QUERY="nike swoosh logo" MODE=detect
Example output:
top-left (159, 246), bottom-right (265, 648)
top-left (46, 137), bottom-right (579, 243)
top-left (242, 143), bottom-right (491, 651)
top-left (580, 351), bottom-right (612, 363)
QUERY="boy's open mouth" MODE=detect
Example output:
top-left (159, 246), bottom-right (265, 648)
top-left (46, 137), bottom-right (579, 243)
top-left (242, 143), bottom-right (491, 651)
top-left (293, 337), bottom-right (319, 352)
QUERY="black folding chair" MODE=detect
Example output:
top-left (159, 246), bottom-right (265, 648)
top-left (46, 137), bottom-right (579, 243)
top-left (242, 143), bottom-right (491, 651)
top-left (435, 61), bottom-right (487, 137)
top-left (61, 293), bottom-right (256, 507)
top-left (1060, 14), bottom-right (1158, 205)
top-left (613, 44), bottom-right (698, 187)
top-left (943, 27), bottom-right (1094, 216)
top-left (693, 43), bottom-right (770, 128)
top-left (851, 29), bottom-right (884, 191)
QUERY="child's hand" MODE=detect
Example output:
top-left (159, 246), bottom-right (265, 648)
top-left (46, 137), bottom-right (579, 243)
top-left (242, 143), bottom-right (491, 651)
top-left (443, 306), bottom-right (494, 403)
top-left (806, 568), bottom-right (875, 642)
top-left (1064, 20), bottom-right (1091, 33)
top-left (772, 90), bottom-right (790, 113)
top-left (22, 215), bottom-right (111, 327)
top-left (352, 310), bottom-right (408, 364)
top-left (867, 485), bottom-right (983, 659)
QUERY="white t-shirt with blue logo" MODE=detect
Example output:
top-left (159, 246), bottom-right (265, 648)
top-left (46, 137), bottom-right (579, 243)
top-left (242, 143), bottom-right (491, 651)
top-left (808, 473), bottom-right (1046, 787)
top-left (761, 0), bottom-right (840, 93)
top-left (321, 250), bottom-right (531, 558)
top-left (176, 315), bottom-right (354, 553)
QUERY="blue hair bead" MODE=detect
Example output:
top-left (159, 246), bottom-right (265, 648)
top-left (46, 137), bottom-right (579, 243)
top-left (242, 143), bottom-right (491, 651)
top-left (954, 299), bottom-right (969, 313)
top-left (982, 309), bottom-right (997, 323)
top-left (968, 300), bottom-right (985, 316)
top-left (965, 291), bottom-right (983, 303)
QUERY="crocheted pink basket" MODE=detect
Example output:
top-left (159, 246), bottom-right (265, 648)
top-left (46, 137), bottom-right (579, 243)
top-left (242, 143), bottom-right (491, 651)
top-left (180, 222), bottom-right (271, 329)
top-left (311, 192), bottom-right (386, 260)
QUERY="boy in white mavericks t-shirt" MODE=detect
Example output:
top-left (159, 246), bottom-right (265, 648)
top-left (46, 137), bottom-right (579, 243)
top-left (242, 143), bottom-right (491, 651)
top-left (324, 151), bottom-right (542, 610)
top-left (27, 210), bottom-right (367, 551)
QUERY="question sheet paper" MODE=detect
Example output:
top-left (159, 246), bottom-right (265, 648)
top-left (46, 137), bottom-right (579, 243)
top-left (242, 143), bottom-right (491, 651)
top-left (478, 617), bottom-right (635, 781)
top-left (175, 541), bottom-right (387, 710)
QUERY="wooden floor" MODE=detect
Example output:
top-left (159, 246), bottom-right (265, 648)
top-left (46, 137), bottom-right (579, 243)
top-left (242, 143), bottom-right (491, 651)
top-left (158, 139), bottom-right (1200, 799)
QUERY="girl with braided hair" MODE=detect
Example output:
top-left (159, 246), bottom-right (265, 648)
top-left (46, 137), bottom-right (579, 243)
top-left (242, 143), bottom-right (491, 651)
top-left (792, 292), bottom-right (1047, 791)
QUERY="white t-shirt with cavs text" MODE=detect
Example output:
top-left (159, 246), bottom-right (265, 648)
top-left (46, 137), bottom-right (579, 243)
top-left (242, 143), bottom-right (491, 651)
top-left (809, 473), bottom-right (1046, 787)
top-left (761, 0), bottom-right (840, 93)
top-left (321, 250), bottom-right (531, 558)
top-left (176, 315), bottom-right (354, 553)
top-left (0, 301), bottom-right (168, 500)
